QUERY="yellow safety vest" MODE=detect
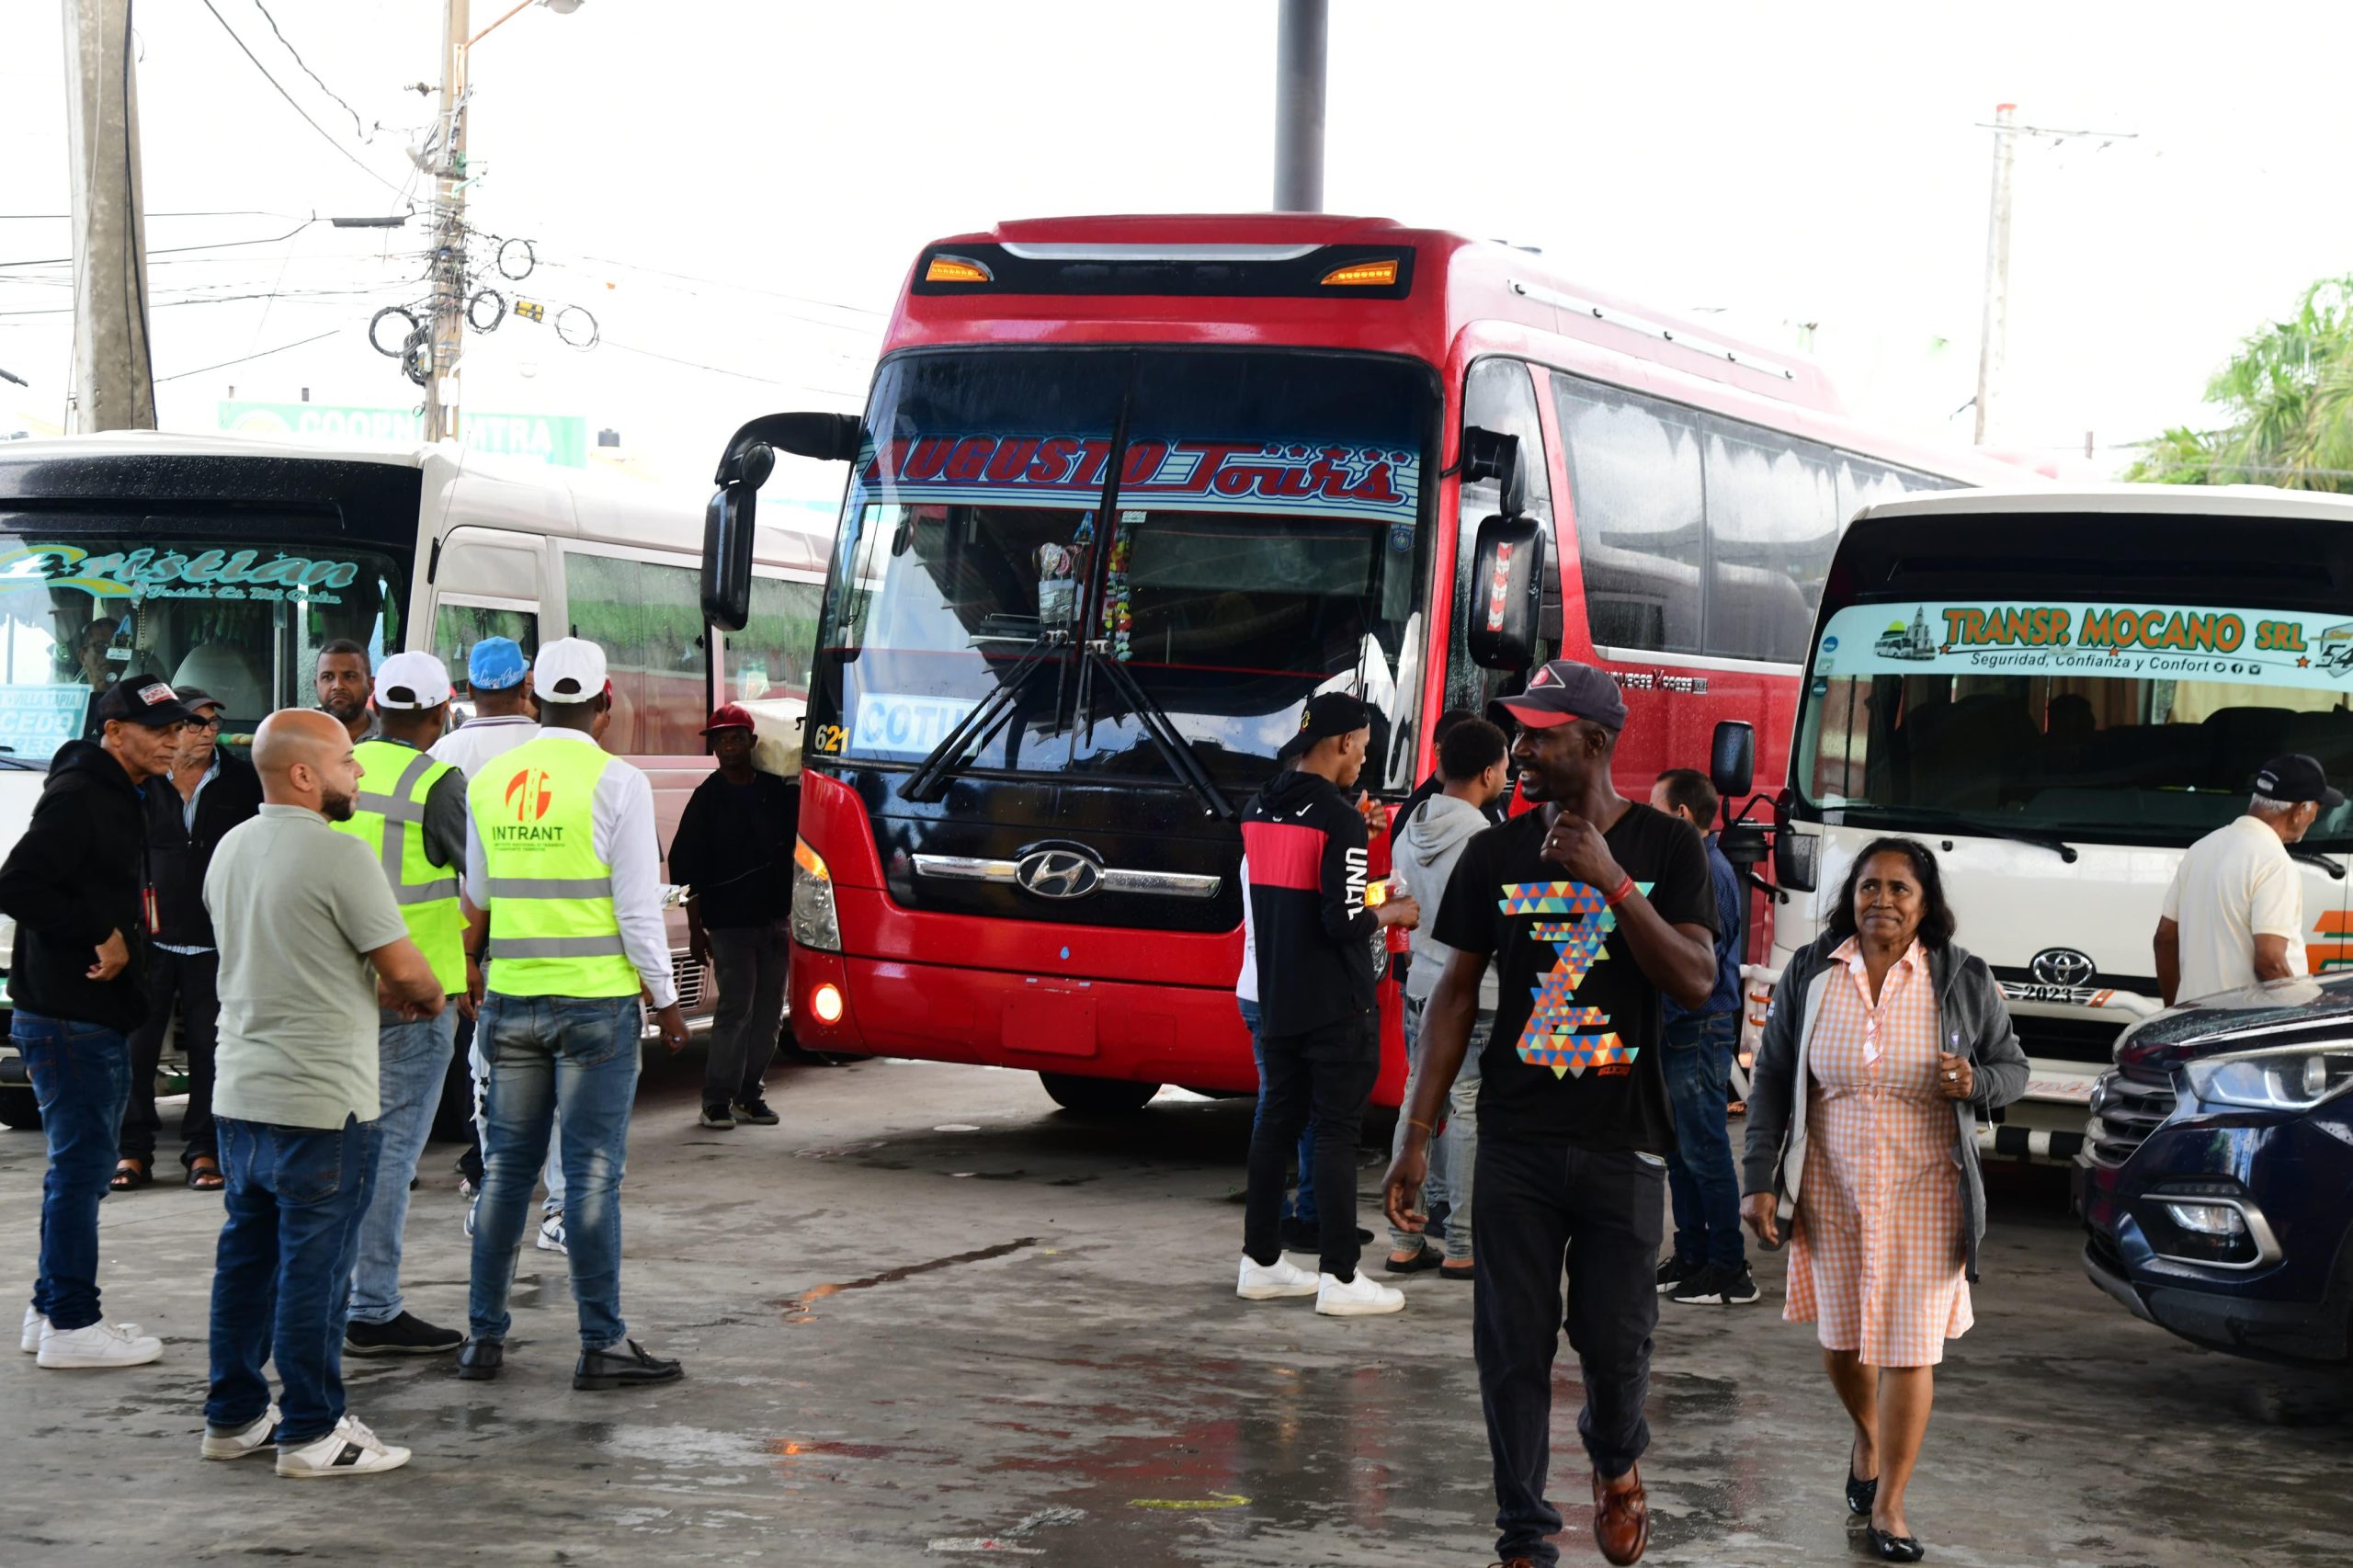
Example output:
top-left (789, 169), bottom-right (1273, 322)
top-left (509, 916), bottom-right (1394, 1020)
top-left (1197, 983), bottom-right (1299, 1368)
top-left (335, 738), bottom-right (467, 995)
top-left (465, 733), bottom-right (639, 999)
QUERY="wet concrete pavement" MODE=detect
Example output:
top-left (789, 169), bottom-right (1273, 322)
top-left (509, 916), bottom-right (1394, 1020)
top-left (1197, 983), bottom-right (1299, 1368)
top-left (3, 1052), bottom-right (2347, 1567)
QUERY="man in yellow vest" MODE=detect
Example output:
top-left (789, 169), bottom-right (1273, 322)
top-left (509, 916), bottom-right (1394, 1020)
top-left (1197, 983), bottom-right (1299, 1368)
top-left (335, 651), bottom-right (472, 1358)
top-left (457, 637), bottom-right (691, 1391)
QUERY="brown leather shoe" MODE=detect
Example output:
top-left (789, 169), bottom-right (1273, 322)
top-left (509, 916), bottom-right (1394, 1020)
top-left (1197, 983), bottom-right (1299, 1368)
top-left (1592, 1463), bottom-right (1651, 1565)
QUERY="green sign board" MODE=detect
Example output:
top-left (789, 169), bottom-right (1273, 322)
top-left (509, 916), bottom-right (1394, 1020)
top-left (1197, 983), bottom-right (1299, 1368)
top-left (218, 401), bottom-right (588, 468)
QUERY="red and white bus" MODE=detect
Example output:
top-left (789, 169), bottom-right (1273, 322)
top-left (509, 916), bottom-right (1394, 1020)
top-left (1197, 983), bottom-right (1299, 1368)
top-left (706, 213), bottom-right (2027, 1112)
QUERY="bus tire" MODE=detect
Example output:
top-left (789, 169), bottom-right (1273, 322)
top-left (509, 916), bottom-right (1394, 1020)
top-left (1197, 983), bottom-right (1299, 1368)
top-left (1039, 1073), bottom-right (1158, 1115)
top-left (0, 1085), bottom-right (38, 1131)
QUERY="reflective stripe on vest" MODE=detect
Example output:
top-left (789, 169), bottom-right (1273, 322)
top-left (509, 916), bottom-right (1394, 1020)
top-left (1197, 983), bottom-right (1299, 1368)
top-left (466, 733), bottom-right (641, 999)
top-left (334, 740), bottom-right (467, 995)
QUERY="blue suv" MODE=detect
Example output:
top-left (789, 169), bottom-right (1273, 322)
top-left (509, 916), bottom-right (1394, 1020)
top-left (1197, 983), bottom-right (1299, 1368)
top-left (2080, 975), bottom-right (2353, 1364)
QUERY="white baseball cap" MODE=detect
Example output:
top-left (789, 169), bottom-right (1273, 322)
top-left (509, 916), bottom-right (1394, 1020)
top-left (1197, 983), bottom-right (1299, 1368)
top-left (372, 651), bottom-right (454, 710)
top-left (533, 637), bottom-right (608, 703)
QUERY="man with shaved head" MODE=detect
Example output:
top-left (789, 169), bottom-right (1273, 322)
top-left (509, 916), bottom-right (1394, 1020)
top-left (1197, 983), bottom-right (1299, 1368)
top-left (199, 709), bottom-right (447, 1479)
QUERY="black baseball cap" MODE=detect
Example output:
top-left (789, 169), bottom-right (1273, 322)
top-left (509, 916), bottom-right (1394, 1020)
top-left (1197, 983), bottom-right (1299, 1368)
top-left (94, 677), bottom-right (197, 730)
top-left (1496, 659), bottom-right (1628, 733)
top-left (1278, 691), bottom-right (1375, 763)
top-left (2256, 754), bottom-right (2345, 808)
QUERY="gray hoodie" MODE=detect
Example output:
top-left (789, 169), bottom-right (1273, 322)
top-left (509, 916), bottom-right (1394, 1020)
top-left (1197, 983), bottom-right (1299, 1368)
top-left (1395, 793), bottom-right (1502, 1012)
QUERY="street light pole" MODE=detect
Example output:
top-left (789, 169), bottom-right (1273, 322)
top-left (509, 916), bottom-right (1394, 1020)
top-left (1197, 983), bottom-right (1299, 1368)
top-left (1273, 0), bottom-right (1326, 212)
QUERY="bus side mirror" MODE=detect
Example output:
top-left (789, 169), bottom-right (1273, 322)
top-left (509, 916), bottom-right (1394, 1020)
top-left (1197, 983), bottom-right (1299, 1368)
top-left (702, 483), bottom-right (756, 632)
top-left (1773, 793), bottom-right (1819, 892)
top-left (1710, 720), bottom-right (1755, 801)
top-left (1466, 514), bottom-right (1546, 671)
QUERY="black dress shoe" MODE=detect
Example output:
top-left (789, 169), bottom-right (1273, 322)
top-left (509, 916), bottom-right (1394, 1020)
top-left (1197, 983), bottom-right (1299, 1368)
top-left (455, 1339), bottom-right (504, 1381)
top-left (347, 1311), bottom-right (464, 1358)
top-left (1867, 1526), bottom-right (1924, 1562)
top-left (574, 1338), bottom-right (683, 1391)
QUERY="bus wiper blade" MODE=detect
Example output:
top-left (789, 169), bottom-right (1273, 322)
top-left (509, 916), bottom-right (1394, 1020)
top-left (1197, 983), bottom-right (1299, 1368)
top-left (1845, 806), bottom-right (2078, 863)
top-left (0, 754), bottom-right (40, 771)
top-left (1084, 644), bottom-right (1235, 823)
top-left (901, 631), bottom-right (1067, 803)
top-left (2290, 846), bottom-right (2347, 881)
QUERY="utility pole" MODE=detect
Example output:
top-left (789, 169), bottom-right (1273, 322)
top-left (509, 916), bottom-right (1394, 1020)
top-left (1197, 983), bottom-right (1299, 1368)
top-left (1972, 102), bottom-right (2016, 448)
top-left (422, 0), bottom-right (471, 445)
top-left (1273, 0), bottom-right (1326, 212)
top-left (62, 0), bottom-right (155, 433)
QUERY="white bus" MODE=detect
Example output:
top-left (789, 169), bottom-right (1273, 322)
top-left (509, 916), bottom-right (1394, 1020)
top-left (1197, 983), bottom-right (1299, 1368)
top-left (0, 431), bottom-right (832, 1130)
top-left (1773, 484), bottom-right (2353, 1162)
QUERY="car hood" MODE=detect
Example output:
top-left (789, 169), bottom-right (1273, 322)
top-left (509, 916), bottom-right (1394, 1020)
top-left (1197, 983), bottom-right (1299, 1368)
top-left (2114, 972), bottom-right (2353, 1074)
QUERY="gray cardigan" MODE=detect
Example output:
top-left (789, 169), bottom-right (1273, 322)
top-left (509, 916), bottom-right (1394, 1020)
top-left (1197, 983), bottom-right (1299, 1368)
top-left (1740, 933), bottom-right (2029, 1283)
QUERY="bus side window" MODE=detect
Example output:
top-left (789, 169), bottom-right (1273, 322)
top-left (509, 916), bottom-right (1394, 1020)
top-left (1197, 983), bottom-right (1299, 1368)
top-left (430, 528), bottom-right (545, 718)
top-left (1449, 358), bottom-right (1554, 721)
top-left (562, 547), bottom-right (707, 757)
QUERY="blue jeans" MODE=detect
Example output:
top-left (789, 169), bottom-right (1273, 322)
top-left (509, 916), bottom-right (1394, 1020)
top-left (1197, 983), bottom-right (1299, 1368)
top-left (1390, 993), bottom-right (1489, 1262)
top-left (470, 993), bottom-right (641, 1351)
top-left (208, 1115), bottom-right (379, 1443)
top-left (348, 1009), bottom-right (458, 1325)
top-left (1662, 1011), bottom-right (1746, 1270)
top-left (1238, 998), bottom-right (1315, 1222)
top-left (17, 1011), bottom-right (131, 1333)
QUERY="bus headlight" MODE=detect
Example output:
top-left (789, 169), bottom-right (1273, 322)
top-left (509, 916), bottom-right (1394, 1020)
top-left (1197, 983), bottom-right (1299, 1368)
top-left (790, 838), bottom-right (842, 953)
top-left (2185, 1045), bottom-right (2353, 1111)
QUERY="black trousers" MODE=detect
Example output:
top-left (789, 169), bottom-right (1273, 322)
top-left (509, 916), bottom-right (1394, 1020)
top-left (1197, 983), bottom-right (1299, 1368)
top-left (1244, 1013), bottom-right (1379, 1279)
top-left (119, 947), bottom-right (221, 1166)
top-left (1474, 1135), bottom-right (1665, 1566)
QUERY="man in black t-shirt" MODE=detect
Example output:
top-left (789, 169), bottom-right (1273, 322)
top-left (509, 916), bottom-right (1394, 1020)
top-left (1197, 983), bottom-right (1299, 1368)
top-left (1381, 660), bottom-right (1716, 1568)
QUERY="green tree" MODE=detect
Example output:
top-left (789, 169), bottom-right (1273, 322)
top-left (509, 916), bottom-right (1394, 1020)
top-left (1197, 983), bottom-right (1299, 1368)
top-left (2127, 276), bottom-right (2353, 490)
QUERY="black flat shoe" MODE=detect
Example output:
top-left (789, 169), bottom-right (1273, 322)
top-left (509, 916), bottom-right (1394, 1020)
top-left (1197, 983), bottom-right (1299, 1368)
top-left (1847, 1439), bottom-right (1878, 1516)
top-left (1867, 1526), bottom-right (1924, 1562)
top-left (574, 1338), bottom-right (683, 1391)
top-left (454, 1339), bottom-right (504, 1381)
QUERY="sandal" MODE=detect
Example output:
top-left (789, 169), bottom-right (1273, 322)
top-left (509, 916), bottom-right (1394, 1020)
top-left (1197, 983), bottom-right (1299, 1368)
top-left (110, 1158), bottom-right (153, 1192)
top-left (188, 1157), bottom-right (224, 1191)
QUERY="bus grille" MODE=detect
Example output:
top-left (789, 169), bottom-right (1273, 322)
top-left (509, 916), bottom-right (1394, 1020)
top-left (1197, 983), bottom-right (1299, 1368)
top-left (2086, 1068), bottom-right (2177, 1169)
top-left (673, 956), bottom-right (710, 1014)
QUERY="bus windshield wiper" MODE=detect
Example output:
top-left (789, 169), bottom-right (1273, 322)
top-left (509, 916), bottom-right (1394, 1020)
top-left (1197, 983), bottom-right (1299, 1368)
top-left (1084, 642), bottom-right (1235, 823)
top-left (2290, 846), bottom-right (2347, 881)
top-left (901, 631), bottom-right (1069, 803)
top-left (1840, 804), bottom-right (2078, 863)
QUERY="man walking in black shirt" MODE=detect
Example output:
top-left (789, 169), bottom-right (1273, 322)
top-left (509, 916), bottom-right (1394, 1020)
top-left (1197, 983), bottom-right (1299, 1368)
top-left (1382, 661), bottom-right (1717, 1567)
top-left (1235, 693), bottom-right (1420, 1317)
top-left (669, 704), bottom-right (800, 1130)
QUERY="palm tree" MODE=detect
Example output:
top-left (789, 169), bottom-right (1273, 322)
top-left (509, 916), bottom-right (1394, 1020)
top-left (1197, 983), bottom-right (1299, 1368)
top-left (2127, 277), bottom-right (2353, 490)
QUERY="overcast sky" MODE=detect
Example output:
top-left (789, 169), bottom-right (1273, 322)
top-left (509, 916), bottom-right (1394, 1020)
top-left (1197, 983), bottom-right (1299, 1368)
top-left (6, 0), bottom-right (2352, 498)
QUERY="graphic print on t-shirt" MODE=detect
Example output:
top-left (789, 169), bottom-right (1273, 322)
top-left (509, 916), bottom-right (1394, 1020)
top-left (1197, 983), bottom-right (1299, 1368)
top-left (1497, 878), bottom-right (1653, 1077)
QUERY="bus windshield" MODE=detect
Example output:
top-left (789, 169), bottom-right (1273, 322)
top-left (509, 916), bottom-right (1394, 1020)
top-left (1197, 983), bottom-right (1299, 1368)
top-left (1795, 596), bottom-right (2353, 848)
top-left (813, 347), bottom-right (1435, 791)
top-left (0, 519), bottom-right (404, 760)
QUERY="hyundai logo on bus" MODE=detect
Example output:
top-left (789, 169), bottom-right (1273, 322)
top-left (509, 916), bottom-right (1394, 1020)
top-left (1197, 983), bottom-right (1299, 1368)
top-left (1016, 847), bottom-right (1105, 900)
top-left (2029, 948), bottom-right (2097, 989)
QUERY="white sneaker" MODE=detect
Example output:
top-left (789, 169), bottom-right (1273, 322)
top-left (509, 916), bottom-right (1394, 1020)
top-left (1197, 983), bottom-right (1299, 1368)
top-left (276, 1414), bottom-right (411, 1478)
top-left (21, 1304), bottom-right (44, 1354)
top-left (464, 1194), bottom-right (478, 1239)
top-left (37, 1319), bottom-right (164, 1369)
top-left (200, 1403), bottom-right (281, 1460)
top-left (1315, 1270), bottom-right (1406, 1317)
top-left (1236, 1255), bottom-right (1321, 1301)
top-left (535, 1212), bottom-right (567, 1255)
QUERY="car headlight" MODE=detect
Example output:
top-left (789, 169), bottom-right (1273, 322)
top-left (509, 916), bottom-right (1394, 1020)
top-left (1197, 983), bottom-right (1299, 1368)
top-left (790, 837), bottom-right (842, 953)
top-left (2184, 1044), bottom-right (2353, 1111)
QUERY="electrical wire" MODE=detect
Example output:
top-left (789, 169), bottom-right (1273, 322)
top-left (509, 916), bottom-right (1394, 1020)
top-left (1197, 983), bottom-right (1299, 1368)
top-left (247, 0), bottom-right (370, 142)
top-left (0, 282), bottom-right (416, 318)
top-left (599, 338), bottom-right (862, 399)
top-left (155, 328), bottom-right (341, 383)
top-left (0, 217), bottom-right (323, 269)
top-left (196, 0), bottom-right (409, 197)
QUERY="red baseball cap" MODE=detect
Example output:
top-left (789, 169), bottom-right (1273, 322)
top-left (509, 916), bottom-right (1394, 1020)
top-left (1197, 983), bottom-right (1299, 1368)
top-left (700, 702), bottom-right (756, 735)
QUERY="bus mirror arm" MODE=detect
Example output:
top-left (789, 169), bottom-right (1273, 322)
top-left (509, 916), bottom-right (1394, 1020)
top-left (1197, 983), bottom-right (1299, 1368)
top-left (1459, 426), bottom-right (1525, 519)
top-left (1718, 786), bottom-right (1802, 904)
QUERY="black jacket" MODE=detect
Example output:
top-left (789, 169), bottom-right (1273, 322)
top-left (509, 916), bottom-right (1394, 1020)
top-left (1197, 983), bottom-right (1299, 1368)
top-left (0, 741), bottom-right (153, 1033)
top-left (1240, 768), bottom-right (1378, 1040)
top-left (669, 769), bottom-right (801, 929)
top-left (145, 749), bottom-right (263, 948)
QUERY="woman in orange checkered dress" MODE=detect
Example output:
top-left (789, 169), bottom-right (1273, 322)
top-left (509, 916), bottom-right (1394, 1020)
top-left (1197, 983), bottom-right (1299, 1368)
top-left (1740, 839), bottom-right (2027, 1563)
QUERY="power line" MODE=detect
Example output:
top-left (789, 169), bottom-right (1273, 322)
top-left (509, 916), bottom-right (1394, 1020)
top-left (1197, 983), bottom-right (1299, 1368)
top-left (196, 0), bottom-right (409, 198)
top-left (247, 0), bottom-right (369, 142)
top-left (155, 328), bottom-right (340, 383)
top-left (0, 282), bottom-right (415, 318)
top-left (0, 216), bottom-right (319, 269)
top-left (572, 253), bottom-right (885, 319)
top-left (600, 338), bottom-right (863, 399)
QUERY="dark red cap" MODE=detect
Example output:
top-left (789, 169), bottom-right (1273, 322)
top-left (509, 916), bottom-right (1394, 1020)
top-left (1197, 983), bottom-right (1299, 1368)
top-left (700, 702), bottom-right (756, 736)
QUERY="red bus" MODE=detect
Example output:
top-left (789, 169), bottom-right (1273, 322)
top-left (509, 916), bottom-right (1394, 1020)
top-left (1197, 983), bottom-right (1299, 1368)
top-left (702, 213), bottom-right (2027, 1112)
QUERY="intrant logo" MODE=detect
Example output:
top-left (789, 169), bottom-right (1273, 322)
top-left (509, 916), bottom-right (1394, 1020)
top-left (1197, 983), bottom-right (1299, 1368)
top-left (504, 767), bottom-right (554, 823)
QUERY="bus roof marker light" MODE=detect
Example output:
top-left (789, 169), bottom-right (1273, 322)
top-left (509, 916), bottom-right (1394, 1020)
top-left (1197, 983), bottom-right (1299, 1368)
top-left (1321, 258), bottom-right (1400, 288)
top-left (925, 255), bottom-right (995, 285)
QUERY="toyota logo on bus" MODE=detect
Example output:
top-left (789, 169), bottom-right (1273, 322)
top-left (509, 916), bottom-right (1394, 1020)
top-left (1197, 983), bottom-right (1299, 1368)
top-left (1016, 846), bottom-right (1105, 901)
top-left (2029, 947), bottom-right (2097, 989)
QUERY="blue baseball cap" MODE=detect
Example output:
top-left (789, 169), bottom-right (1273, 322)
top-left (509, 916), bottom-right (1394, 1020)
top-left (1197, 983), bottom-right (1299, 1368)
top-left (467, 637), bottom-right (529, 691)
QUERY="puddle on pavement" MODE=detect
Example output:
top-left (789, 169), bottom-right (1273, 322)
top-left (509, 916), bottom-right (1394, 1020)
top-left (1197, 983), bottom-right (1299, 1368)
top-left (774, 1236), bottom-right (1040, 1323)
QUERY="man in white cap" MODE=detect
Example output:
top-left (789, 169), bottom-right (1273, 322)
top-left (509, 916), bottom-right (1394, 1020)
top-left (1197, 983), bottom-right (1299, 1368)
top-left (335, 651), bottom-right (472, 1358)
top-left (458, 638), bottom-right (691, 1391)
